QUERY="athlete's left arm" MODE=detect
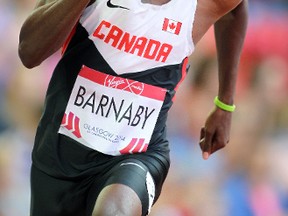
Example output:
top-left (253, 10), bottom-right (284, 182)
top-left (199, 0), bottom-right (248, 159)
top-left (215, 0), bottom-right (248, 105)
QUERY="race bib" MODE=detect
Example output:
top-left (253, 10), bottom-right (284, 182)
top-left (58, 66), bottom-right (166, 155)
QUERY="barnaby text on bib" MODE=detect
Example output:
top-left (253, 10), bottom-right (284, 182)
top-left (58, 66), bottom-right (166, 155)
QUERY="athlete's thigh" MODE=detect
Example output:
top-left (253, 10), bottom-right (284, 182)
top-left (30, 165), bottom-right (90, 216)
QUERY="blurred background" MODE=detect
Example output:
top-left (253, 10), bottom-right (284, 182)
top-left (0, 0), bottom-right (288, 216)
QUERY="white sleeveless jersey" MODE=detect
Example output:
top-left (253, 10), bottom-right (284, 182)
top-left (79, 0), bottom-right (197, 75)
top-left (33, 0), bottom-right (197, 171)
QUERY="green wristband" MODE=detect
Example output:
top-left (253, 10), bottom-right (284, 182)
top-left (214, 96), bottom-right (236, 112)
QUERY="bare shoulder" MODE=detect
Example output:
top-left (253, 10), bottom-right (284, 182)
top-left (32, 0), bottom-right (63, 10)
top-left (34, 0), bottom-right (95, 9)
top-left (212, 0), bottom-right (243, 12)
top-left (197, 0), bottom-right (242, 16)
top-left (34, 0), bottom-right (54, 8)
top-left (192, 0), bottom-right (243, 44)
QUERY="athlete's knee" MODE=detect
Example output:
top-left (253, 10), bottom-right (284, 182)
top-left (92, 204), bottom-right (126, 216)
top-left (92, 184), bottom-right (142, 216)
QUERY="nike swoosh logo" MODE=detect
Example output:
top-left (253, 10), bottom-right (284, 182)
top-left (107, 0), bottom-right (130, 10)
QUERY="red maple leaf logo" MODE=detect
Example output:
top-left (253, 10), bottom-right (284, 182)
top-left (169, 22), bottom-right (176, 30)
top-left (162, 18), bottom-right (182, 35)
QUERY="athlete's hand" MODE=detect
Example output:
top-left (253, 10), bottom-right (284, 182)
top-left (199, 107), bottom-right (232, 160)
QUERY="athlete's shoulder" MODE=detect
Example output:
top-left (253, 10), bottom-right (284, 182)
top-left (192, 0), bottom-right (243, 44)
top-left (34, 0), bottom-right (96, 8)
top-left (212, 0), bottom-right (243, 12)
top-left (34, 0), bottom-right (55, 8)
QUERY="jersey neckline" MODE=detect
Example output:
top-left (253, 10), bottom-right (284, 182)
top-left (137, 0), bottom-right (174, 9)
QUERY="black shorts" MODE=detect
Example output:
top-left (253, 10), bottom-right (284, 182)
top-left (30, 140), bottom-right (170, 216)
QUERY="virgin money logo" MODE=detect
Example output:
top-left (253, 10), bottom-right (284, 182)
top-left (104, 76), bottom-right (144, 95)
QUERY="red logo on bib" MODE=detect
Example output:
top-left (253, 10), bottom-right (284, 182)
top-left (104, 76), bottom-right (145, 95)
top-left (61, 112), bottom-right (82, 138)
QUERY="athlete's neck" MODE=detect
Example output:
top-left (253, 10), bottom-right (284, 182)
top-left (141, 0), bottom-right (171, 5)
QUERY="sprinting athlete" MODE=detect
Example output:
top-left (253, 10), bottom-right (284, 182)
top-left (18, 0), bottom-right (248, 215)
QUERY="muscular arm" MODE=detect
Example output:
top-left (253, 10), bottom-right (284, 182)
top-left (18, 0), bottom-right (91, 68)
top-left (198, 0), bottom-right (248, 159)
top-left (215, 0), bottom-right (248, 104)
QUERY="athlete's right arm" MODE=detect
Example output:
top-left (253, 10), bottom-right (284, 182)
top-left (18, 0), bottom-right (91, 68)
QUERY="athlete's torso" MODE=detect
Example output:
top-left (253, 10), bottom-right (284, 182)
top-left (79, 0), bottom-right (196, 74)
top-left (33, 0), bottom-right (197, 175)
